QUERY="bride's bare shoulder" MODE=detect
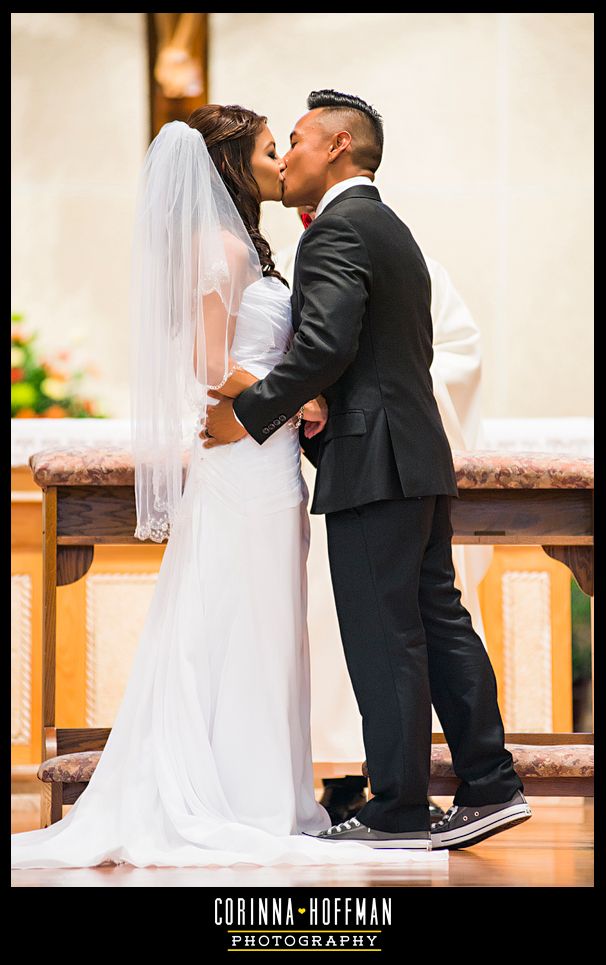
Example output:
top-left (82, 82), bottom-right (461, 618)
top-left (221, 229), bottom-right (252, 262)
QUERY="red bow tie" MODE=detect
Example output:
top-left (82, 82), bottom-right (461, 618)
top-left (300, 213), bottom-right (312, 229)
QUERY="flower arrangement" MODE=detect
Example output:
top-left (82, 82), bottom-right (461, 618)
top-left (11, 312), bottom-right (108, 418)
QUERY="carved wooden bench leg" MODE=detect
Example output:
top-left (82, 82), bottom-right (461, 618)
top-left (40, 781), bottom-right (63, 828)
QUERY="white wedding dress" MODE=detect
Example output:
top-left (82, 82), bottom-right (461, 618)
top-left (11, 276), bottom-right (447, 870)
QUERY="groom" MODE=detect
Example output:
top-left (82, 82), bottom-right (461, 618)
top-left (203, 89), bottom-right (531, 850)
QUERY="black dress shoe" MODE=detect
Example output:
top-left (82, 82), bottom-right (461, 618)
top-left (319, 776), bottom-right (368, 825)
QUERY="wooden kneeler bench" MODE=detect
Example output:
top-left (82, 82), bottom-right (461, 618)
top-left (363, 732), bottom-right (594, 798)
top-left (28, 446), bottom-right (593, 826)
top-left (39, 730), bottom-right (594, 825)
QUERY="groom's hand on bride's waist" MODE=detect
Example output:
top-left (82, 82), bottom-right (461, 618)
top-left (201, 389), bottom-right (329, 447)
top-left (201, 391), bottom-right (248, 447)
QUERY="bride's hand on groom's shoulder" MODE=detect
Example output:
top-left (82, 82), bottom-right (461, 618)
top-left (302, 394), bottom-right (328, 438)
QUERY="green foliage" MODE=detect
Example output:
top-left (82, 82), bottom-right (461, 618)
top-left (571, 577), bottom-right (592, 682)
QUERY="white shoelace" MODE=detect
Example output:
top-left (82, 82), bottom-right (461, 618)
top-left (434, 804), bottom-right (458, 828)
top-left (326, 817), bottom-right (362, 835)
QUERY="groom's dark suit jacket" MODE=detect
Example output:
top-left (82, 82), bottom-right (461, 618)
top-left (233, 184), bottom-right (459, 515)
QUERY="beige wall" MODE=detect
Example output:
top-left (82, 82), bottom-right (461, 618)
top-left (11, 13), bottom-right (148, 418)
top-left (12, 13), bottom-right (593, 418)
top-left (210, 12), bottom-right (593, 417)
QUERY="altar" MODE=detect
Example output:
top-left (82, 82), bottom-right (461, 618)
top-left (10, 417), bottom-right (593, 824)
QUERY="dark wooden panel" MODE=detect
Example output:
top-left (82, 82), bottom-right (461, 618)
top-left (57, 486), bottom-right (149, 543)
top-left (62, 782), bottom-right (90, 805)
top-left (61, 776), bottom-right (593, 809)
top-left (543, 545), bottom-right (593, 595)
top-left (429, 777), bottom-right (593, 796)
top-left (55, 486), bottom-right (594, 546)
top-left (451, 489), bottom-right (593, 544)
top-left (55, 727), bottom-right (111, 755)
top-left (431, 732), bottom-right (594, 745)
top-left (57, 545), bottom-right (94, 586)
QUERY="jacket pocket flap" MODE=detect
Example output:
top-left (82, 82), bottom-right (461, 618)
top-left (323, 409), bottom-right (367, 441)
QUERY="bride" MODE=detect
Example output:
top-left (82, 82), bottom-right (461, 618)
top-left (11, 105), bottom-right (446, 870)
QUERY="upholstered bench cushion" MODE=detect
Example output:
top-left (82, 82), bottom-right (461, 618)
top-left (37, 751), bottom-right (102, 783)
top-left (28, 446), bottom-right (593, 490)
top-left (362, 744), bottom-right (594, 780)
top-left (28, 446), bottom-right (191, 488)
top-left (39, 743), bottom-right (593, 786)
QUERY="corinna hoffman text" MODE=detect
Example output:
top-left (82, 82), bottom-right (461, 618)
top-left (214, 896), bottom-right (392, 926)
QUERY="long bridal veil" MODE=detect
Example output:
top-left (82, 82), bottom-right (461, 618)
top-left (129, 119), bottom-right (273, 544)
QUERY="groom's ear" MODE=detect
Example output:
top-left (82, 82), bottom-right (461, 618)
top-left (328, 131), bottom-right (352, 163)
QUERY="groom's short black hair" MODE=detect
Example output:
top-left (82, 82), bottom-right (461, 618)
top-left (307, 89), bottom-right (384, 173)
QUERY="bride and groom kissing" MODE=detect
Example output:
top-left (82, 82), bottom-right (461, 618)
top-left (200, 88), bottom-right (531, 852)
top-left (11, 88), bottom-right (532, 871)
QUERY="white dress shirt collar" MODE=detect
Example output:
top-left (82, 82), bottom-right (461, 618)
top-left (315, 175), bottom-right (374, 218)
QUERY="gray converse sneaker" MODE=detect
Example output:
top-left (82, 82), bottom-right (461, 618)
top-left (430, 790), bottom-right (532, 850)
top-left (303, 816), bottom-right (431, 850)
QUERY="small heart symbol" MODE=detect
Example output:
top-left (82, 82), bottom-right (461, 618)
top-left (298, 908), bottom-right (306, 914)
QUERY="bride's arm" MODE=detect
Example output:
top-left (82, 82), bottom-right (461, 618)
top-left (193, 303), bottom-right (259, 398)
top-left (192, 233), bottom-right (261, 397)
top-left (194, 240), bottom-right (323, 408)
top-left (194, 233), bottom-right (325, 420)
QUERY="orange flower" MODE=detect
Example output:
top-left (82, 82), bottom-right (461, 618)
top-left (14, 407), bottom-right (37, 418)
top-left (11, 324), bottom-right (33, 344)
top-left (11, 368), bottom-right (24, 383)
top-left (42, 404), bottom-right (68, 418)
top-left (40, 359), bottom-right (67, 380)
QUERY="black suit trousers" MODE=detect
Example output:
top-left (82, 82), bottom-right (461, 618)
top-left (325, 494), bottom-right (524, 833)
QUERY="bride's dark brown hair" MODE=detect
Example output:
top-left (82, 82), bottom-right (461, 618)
top-left (187, 104), bottom-right (288, 288)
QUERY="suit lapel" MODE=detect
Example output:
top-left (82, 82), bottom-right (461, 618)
top-left (291, 235), bottom-right (305, 332)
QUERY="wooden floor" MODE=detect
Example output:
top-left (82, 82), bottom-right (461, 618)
top-left (11, 795), bottom-right (593, 888)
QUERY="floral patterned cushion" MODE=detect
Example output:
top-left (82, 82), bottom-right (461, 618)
top-left (40, 743), bottom-right (593, 785)
top-left (37, 751), bottom-right (102, 783)
top-left (361, 744), bottom-right (594, 779)
top-left (28, 446), bottom-right (592, 490)
top-left (28, 446), bottom-right (190, 488)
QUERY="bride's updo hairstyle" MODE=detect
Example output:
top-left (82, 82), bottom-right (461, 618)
top-left (187, 104), bottom-right (287, 287)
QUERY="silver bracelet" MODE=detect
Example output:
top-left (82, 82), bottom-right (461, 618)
top-left (289, 405), bottom-right (305, 430)
top-left (208, 362), bottom-right (242, 391)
